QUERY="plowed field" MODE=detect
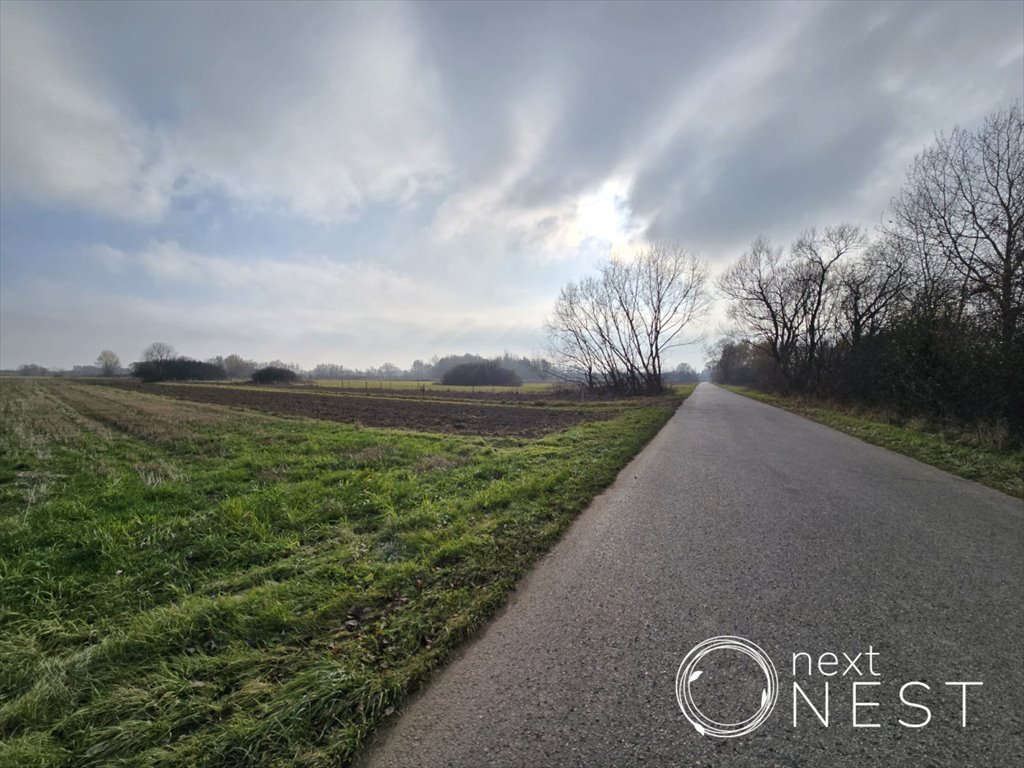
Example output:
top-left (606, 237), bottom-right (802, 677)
top-left (118, 383), bottom-right (611, 437)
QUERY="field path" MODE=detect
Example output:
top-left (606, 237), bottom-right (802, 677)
top-left (362, 383), bottom-right (1023, 767)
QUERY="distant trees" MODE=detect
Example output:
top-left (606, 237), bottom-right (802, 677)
top-left (221, 354), bottom-right (256, 379)
top-left (711, 104), bottom-right (1023, 438)
top-left (12, 350), bottom-right (554, 385)
top-left (546, 244), bottom-right (710, 394)
top-left (208, 355), bottom-right (554, 383)
top-left (441, 361), bottom-right (522, 387)
top-left (719, 225), bottom-right (867, 393)
top-left (705, 339), bottom-right (764, 388)
top-left (310, 363), bottom-right (349, 380)
top-left (16, 364), bottom-right (50, 376)
top-left (132, 358), bottom-right (226, 383)
top-left (252, 366), bottom-right (298, 384)
top-left (95, 350), bottom-right (120, 376)
top-left (142, 342), bottom-right (176, 363)
top-left (665, 362), bottom-right (700, 384)
top-left (378, 362), bottom-right (400, 379)
top-left (314, 353), bottom-right (550, 383)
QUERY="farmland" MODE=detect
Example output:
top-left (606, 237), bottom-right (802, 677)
top-left (311, 379), bottom-right (555, 394)
top-left (0, 378), bottom-right (688, 767)
top-left (88, 380), bottom-right (609, 437)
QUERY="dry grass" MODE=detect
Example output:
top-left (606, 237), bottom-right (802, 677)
top-left (133, 460), bottom-right (186, 488)
top-left (0, 380), bottom-right (95, 458)
top-left (52, 382), bottom-right (238, 444)
top-left (414, 454), bottom-right (460, 474)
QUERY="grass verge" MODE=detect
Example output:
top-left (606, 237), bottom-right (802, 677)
top-left (0, 379), bottom-right (686, 767)
top-left (721, 385), bottom-right (1024, 498)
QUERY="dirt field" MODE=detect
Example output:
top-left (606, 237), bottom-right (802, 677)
top-left (94, 382), bottom-right (611, 437)
top-left (298, 382), bottom-right (566, 402)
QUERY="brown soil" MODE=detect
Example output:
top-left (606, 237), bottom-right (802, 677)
top-left (233, 381), bottom-right (588, 404)
top-left (100, 382), bottom-right (612, 437)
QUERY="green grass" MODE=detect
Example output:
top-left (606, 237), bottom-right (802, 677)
top-left (721, 385), bottom-right (1024, 498)
top-left (0, 379), bottom-right (685, 767)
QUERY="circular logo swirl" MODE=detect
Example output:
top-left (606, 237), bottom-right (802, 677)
top-left (675, 635), bottom-right (779, 738)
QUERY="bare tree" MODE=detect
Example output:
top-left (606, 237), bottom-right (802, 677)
top-left (889, 104), bottom-right (1024, 347)
top-left (718, 236), bottom-right (803, 389)
top-left (719, 225), bottom-right (865, 392)
top-left (546, 244), bottom-right (709, 394)
top-left (95, 350), bottom-right (121, 376)
top-left (704, 338), bottom-right (767, 387)
top-left (142, 342), bottom-right (176, 362)
top-left (790, 224), bottom-right (867, 390)
top-left (545, 279), bottom-right (611, 390)
top-left (836, 236), bottom-right (908, 347)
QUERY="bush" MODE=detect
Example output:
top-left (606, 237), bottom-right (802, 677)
top-left (252, 366), bottom-right (298, 384)
top-left (441, 361), bottom-right (522, 387)
top-left (17, 364), bottom-right (51, 377)
top-left (132, 358), bottom-right (226, 382)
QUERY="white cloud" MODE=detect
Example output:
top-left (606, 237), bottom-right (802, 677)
top-left (431, 86), bottom-right (569, 249)
top-left (168, 3), bottom-right (449, 222)
top-left (0, 3), bottom-right (175, 220)
top-left (86, 240), bottom-right (552, 348)
top-left (100, 240), bottom-right (439, 312)
top-left (430, 89), bottom-right (648, 259)
top-left (0, 2), bottom-right (448, 223)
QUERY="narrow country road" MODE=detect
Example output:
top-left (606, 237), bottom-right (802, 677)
top-left (362, 383), bottom-right (1024, 767)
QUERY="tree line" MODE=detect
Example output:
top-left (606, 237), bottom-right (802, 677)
top-left (9, 346), bottom-right (555, 385)
top-left (709, 105), bottom-right (1023, 439)
top-left (310, 353), bottom-right (552, 383)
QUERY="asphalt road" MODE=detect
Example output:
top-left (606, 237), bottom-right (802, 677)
top-left (362, 383), bottom-right (1024, 767)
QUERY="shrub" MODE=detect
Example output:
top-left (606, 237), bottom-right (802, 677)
top-left (132, 358), bottom-right (226, 382)
top-left (252, 366), bottom-right (298, 384)
top-left (441, 361), bottom-right (522, 387)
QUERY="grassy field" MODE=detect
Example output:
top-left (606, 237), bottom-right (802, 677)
top-left (0, 379), bottom-right (689, 767)
top-left (722, 385), bottom-right (1024, 498)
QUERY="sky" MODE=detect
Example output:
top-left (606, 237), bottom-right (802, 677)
top-left (1, 0), bottom-right (1022, 372)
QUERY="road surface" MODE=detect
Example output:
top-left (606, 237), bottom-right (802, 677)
top-left (362, 383), bottom-right (1023, 767)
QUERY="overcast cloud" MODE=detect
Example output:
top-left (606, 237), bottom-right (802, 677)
top-left (1, 0), bottom-right (1021, 371)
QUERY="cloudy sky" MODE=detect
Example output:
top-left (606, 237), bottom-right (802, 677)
top-left (1, 0), bottom-right (1021, 372)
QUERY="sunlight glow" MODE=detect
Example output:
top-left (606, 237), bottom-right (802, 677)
top-left (573, 178), bottom-right (634, 245)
